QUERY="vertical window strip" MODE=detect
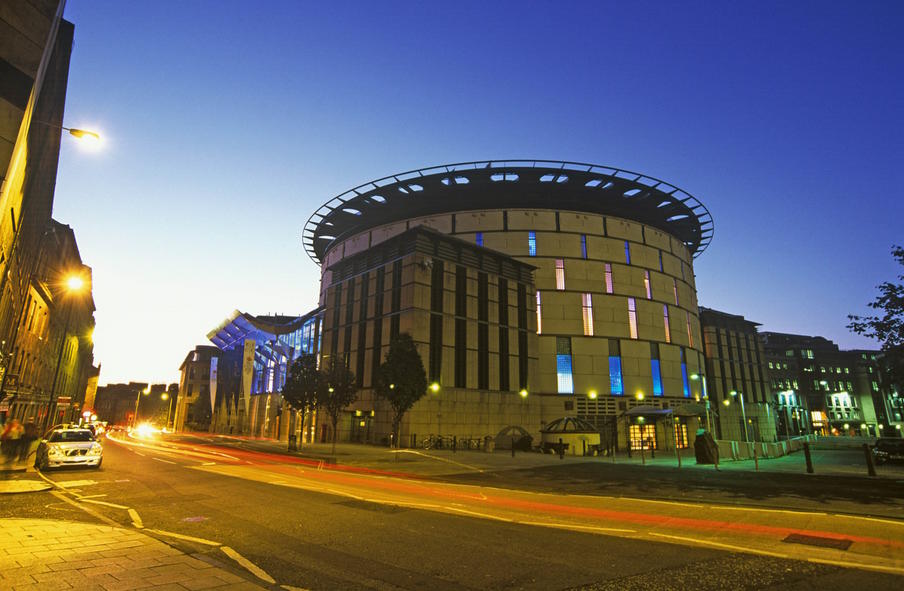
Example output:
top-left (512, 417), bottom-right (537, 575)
top-left (604, 263), bottom-right (613, 294)
top-left (663, 305), bottom-right (671, 343)
top-left (580, 234), bottom-right (587, 259)
top-left (528, 231), bottom-right (537, 256)
top-left (536, 291), bottom-right (542, 334)
top-left (658, 251), bottom-right (663, 272)
top-left (555, 259), bottom-right (565, 290)
top-left (644, 270), bottom-right (652, 299)
top-left (681, 349), bottom-right (690, 397)
top-left (556, 337), bottom-right (573, 394)
top-left (624, 241), bottom-right (631, 264)
top-left (582, 293), bottom-right (593, 336)
top-left (673, 278), bottom-right (679, 306)
top-left (609, 356), bottom-right (623, 395)
top-left (475, 232), bottom-right (483, 246)
top-left (628, 297), bottom-right (638, 339)
top-left (651, 359), bottom-right (663, 396)
top-left (686, 311), bottom-right (694, 347)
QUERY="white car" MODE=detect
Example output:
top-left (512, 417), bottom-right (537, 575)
top-left (36, 427), bottom-right (103, 469)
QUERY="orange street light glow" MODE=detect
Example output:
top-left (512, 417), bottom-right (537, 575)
top-left (66, 275), bottom-right (84, 291)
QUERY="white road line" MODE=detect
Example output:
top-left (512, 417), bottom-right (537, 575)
top-left (444, 506), bottom-right (513, 522)
top-left (281, 585), bottom-right (312, 591)
top-left (831, 514), bottom-right (904, 527)
top-left (76, 494), bottom-right (107, 499)
top-left (221, 546), bottom-right (276, 583)
top-left (49, 491), bottom-right (120, 527)
top-left (648, 532), bottom-right (790, 558)
top-left (395, 450), bottom-right (485, 472)
top-left (146, 528), bottom-right (221, 546)
top-left (152, 457), bottom-right (177, 464)
top-left (712, 505), bottom-right (827, 516)
top-left (80, 499), bottom-right (129, 510)
top-left (57, 479), bottom-right (97, 489)
top-left (134, 451), bottom-right (146, 457)
top-left (519, 521), bottom-right (637, 534)
top-left (128, 508), bottom-right (144, 528)
top-left (807, 557), bottom-right (904, 576)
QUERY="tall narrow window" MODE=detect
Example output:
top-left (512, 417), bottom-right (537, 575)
top-left (475, 232), bottom-right (483, 246)
top-left (624, 241), bottom-right (631, 264)
top-left (555, 259), bottom-right (565, 290)
top-left (556, 337), bottom-right (573, 394)
top-left (644, 270), bottom-right (652, 300)
top-left (680, 348), bottom-right (690, 397)
top-left (582, 293), bottom-right (593, 336)
top-left (498, 278), bottom-right (509, 391)
top-left (663, 305), bottom-right (671, 343)
top-left (535, 291), bottom-right (542, 334)
top-left (685, 311), bottom-right (694, 347)
top-left (609, 339), bottom-right (623, 395)
top-left (528, 231), bottom-right (537, 256)
top-left (454, 266), bottom-right (467, 388)
top-left (580, 234), bottom-right (588, 259)
top-left (627, 297), bottom-right (638, 339)
top-left (651, 342), bottom-right (663, 396)
top-left (604, 263), bottom-right (613, 294)
top-left (673, 278), bottom-right (679, 306)
top-left (658, 250), bottom-right (663, 272)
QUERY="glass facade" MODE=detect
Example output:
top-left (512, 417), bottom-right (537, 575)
top-left (528, 231), bottom-right (537, 256)
top-left (556, 337), bottom-right (573, 394)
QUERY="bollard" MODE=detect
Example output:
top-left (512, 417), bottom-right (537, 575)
top-left (863, 443), bottom-right (877, 477)
top-left (754, 445), bottom-right (759, 472)
top-left (582, 440), bottom-right (587, 456)
top-left (675, 442), bottom-right (682, 468)
top-left (512, 435), bottom-right (516, 458)
top-left (803, 442), bottom-right (814, 474)
top-left (452, 436), bottom-right (457, 453)
top-left (559, 438), bottom-right (564, 460)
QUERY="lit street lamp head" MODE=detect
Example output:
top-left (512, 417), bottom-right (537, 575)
top-left (67, 128), bottom-right (100, 141)
top-left (66, 275), bottom-right (84, 291)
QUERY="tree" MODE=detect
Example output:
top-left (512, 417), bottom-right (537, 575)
top-left (848, 245), bottom-right (904, 391)
top-left (281, 354), bottom-right (321, 451)
top-left (374, 333), bottom-right (428, 448)
top-left (317, 360), bottom-right (358, 454)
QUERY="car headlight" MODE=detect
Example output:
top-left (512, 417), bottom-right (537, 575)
top-left (88, 444), bottom-right (103, 455)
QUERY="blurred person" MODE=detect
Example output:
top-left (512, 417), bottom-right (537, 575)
top-left (1, 419), bottom-right (24, 472)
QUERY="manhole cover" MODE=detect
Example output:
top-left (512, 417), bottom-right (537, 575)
top-left (782, 533), bottom-right (852, 550)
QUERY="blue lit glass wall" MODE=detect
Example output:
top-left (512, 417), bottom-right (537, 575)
top-left (528, 231), bottom-right (537, 256)
top-left (651, 359), bottom-right (663, 396)
top-left (609, 357), bottom-right (623, 395)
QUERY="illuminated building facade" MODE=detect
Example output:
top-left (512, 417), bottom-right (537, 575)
top-left (304, 160), bottom-right (714, 449)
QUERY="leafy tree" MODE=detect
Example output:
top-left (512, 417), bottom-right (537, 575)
top-left (848, 245), bottom-right (904, 391)
top-left (317, 360), bottom-right (358, 454)
top-left (374, 333), bottom-right (428, 448)
top-left (281, 354), bottom-right (321, 450)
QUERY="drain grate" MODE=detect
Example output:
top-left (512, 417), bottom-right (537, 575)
top-left (782, 533), bottom-right (852, 550)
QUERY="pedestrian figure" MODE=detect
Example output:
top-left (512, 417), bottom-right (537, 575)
top-left (2, 419), bottom-right (24, 471)
top-left (20, 421), bottom-right (38, 463)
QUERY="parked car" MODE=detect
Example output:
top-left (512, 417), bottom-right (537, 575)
top-left (872, 437), bottom-right (904, 465)
top-left (35, 427), bottom-right (103, 470)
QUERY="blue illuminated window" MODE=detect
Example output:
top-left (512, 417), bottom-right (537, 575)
top-left (476, 232), bottom-right (483, 246)
top-left (609, 357), bottom-right (623, 395)
top-left (528, 231), bottom-right (537, 256)
top-left (651, 359), bottom-right (663, 396)
top-left (556, 355), bottom-right (574, 394)
top-left (624, 241), bottom-right (631, 264)
top-left (580, 234), bottom-right (587, 259)
top-left (658, 251), bottom-right (663, 272)
top-left (680, 348), bottom-right (690, 397)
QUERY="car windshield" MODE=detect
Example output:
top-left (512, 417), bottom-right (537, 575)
top-left (48, 430), bottom-right (94, 442)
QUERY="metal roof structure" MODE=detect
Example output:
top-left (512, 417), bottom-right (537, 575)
top-left (207, 310), bottom-right (310, 351)
top-left (303, 160), bottom-right (714, 265)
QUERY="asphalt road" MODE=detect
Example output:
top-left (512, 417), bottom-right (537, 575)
top-left (2, 433), bottom-right (902, 590)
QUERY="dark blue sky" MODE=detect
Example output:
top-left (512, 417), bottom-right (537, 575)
top-left (55, 1), bottom-right (903, 384)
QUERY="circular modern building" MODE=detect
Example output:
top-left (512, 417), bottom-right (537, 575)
top-left (304, 160), bottom-right (713, 450)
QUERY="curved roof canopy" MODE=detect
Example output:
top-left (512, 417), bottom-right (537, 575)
top-left (207, 310), bottom-right (308, 351)
top-left (303, 160), bottom-right (713, 265)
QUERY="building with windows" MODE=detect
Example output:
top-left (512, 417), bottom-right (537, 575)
top-left (174, 346), bottom-right (219, 433)
top-left (202, 309), bottom-right (321, 438)
top-left (303, 160), bottom-right (713, 450)
top-left (760, 333), bottom-right (898, 437)
top-left (699, 307), bottom-right (775, 442)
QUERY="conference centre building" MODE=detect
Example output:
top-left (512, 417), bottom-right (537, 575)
top-left (302, 160), bottom-right (715, 452)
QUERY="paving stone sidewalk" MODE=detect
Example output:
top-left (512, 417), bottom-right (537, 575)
top-left (0, 519), bottom-right (267, 591)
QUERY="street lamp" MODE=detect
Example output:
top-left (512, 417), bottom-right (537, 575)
top-left (133, 385), bottom-right (150, 428)
top-left (43, 272), bottom-right (87, 432)
top-left (730, 390), bottom-right (749, 443)
top-left (161, 392), bottom-right (174, 431)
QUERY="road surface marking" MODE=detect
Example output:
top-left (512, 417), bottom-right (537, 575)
top-left (76, 493), bottom-right (107, 499)
top-left (57, 479), bottom-right (97, 488)
top-left (713, 505), bottom-right (827, 516)
top-left (520, 521), bottom-right (637, 534)
top-left (134, 451), bottom-right (146, 457)
top-left (648, 532), bottom-right (790, 558)
top-left (832, 514), bottom-right (904, 527)
top-left (49, 490), bottom-right (119, 527)
top-left (80, 499), bottom-right (129, 510)
top-left (807, 557), bottom-right (904, 576)
top-left (281, 585), bottom-right (312, 591)
top-left (152, 457), bottom-right (177, 464)
top-left (395, 450), bottom-right (485, 472)
top-left (201, 461), bottom-right (216, 465)
top-left (147, 528), bottom-right (221, 546)
top-left (445, 506), bottom-right (513, 522)
top-left (128, 508), bottom-right (144, 528)
top-left (221, 546), bottom-right (276, 583)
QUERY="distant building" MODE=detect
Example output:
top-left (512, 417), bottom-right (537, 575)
top-left (699, 307), bottom-right (775, 442)
top-left (760, 333), bottom-right (900, 437)
top-left (173, 346), bottom-right (220, 433)
top-left (95, 382), bottom-right (148, 426)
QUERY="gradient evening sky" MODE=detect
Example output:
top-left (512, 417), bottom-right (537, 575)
top-left (53, 1), bottom-right (902, 386)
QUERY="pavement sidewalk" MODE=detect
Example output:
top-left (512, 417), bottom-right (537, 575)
top-left (0, 518), bottom-right (267, 591)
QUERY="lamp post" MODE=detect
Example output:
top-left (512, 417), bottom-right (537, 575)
top-left (133, 385), bottom-right (150, 428)
top-left (730, 390), bottom-right (749, 443)
top-left (43, 274), bottom-right (86, 432)
top-left (161, 392), bottom-right (174, 431)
